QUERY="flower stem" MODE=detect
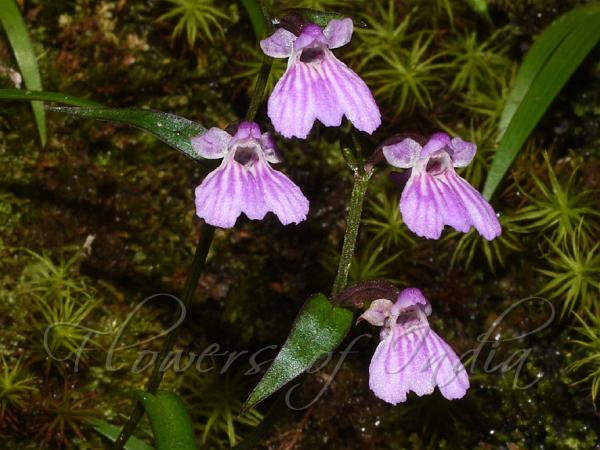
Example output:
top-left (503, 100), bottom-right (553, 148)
top-left (242, 0), bottom-right (273, 122)
top-left (246, 55), bottom-right (273, 122)
top-left (112, 223), bottom-right (215, 449)
top-left (331, 167), bottom-right (374, 297)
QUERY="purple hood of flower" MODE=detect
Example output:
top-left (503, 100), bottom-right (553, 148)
top-left (383, 132), bottom-right (502, 240)
top-left (260, 19), bottom-right (381, 139)
top-left (360, 288), bottom-right (469, 405)
top-left (191, 122), bottom-right (309, 228)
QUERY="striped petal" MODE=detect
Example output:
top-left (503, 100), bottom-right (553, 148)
top-left (268, 62), bottom-right (317, 139)
top-left (444, 172), bottom-right (502, 240)
top-left (195, 160), bottom-right (245, 228)
top-left (253, 160), bottom-right (309, 225)
top-left (320, 52), bottom-right (381, 134)
top-left (400, 172), bottom-right (470, 239)
top-left (260, 28), bottom-right (296, 58)
top-left (191, 127), bottom-right (231, 159)
top-left (423, 329), bottom-right (470, 400)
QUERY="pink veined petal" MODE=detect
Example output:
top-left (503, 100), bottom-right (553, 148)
top-left (231, 121), bottom-right (262, 145)
top-left (359, 299), bottom-right (394, 326)
top-left (369, 335), bottom-right (409, 405)
top-left (240, 168), bottom-right (269, 221)
top-left (382, 138), bottom-right (421, 169)
top-left (319, 52), bottom-right (381, 134)
top-left (450, 137), bottom-right (476, 167)
top-left (260, 132), bottom-right (283, 164)
top-left (323, 18), bottom-right (353, 49)
top-left (421, 132), bottom-right (451, 159)
top-left (444, 172), bottom-right (502, 240)
top-left (195, 161), bottom-right (243, 228)
top-left (260, 28), bottom-right (296, 58)
top-left (253, 161), bottom-right (309, 225)
top-left (400, 173), bottom-right (446, 239)
top-left (392, 288), bottom-right (431, 316)
top-left (319, 53), bottom-right (381, 134)
top-left (423, 329), bottom-right (469, 400)
top-left (311, 62), bottom-right (344, 128)
top-left (395, 328), bottom-right (436, 397)
top-left (268, 62), bottom-right (317, 139)
top-left (190, 127), bottom-right (231, 159)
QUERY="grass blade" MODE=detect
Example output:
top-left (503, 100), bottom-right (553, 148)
top-left (0, 88), bottom-right (102, 107)
top-left (483, 3), bottom-right (600, 200)
top-left (89, 419), bottom-right (153, 450)
top-left (0, 0), bottom-right (46, 145)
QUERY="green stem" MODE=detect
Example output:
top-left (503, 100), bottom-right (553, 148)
top-left (240, 0), bottom-right (271, 40)
top-left (331, 168), bottom-right (373, 297)
top-left (113, 224), bottom-right (215, 450)
top-left (245, 55), bottom-right (273, 122)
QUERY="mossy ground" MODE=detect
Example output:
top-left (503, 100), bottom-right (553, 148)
top-left (0, 0), bottom-right (599, 448)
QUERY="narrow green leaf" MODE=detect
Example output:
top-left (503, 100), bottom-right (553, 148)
top-left (0, 0), bottom-right (46, 145)
top-left (498, 3), bottom-right (600, 138)
top-left (241, 0), bottom-right (271, 39)
top-left (284, 8), bottom-right (346, 28)
top-left (0, 88), bottom-right (102, 107)
top-left (89, 419), bottom-right (153, 450)
top-left (483, 4), bottom-right (600, 200)
top-left (137, 391), bottom-right (198, 450)
top-left (49, 107), bottom-right (206, 161)
top-left (245, 293), bottom-right (354, 409)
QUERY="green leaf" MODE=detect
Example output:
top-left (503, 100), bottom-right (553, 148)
top-left (241, 0), bottom-right (271, 39)
top-left (0, 0), bottom-right (46, 145)
top-left (0, 88), bottom-right (103, 107)
top-left (137, 391), bottom-right (198, 450)
top-left (245, 293), bottom-right (354, 409)
top-left (49, 107), bottom-right (206, 161)
top-left (483, 3), bottom-right (600, 200)
top-left (89, 419), bottom-right (153, 450)
top-left (284, 8), bottom-right (347, 28)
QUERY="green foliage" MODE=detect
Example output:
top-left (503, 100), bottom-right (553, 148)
top-left (232, 45), bottom-right (286, 95)
top-left (352, 2), bottom-right (412, 68)
top-left (449, 213), bottom-right (522, 271)
top-left (349, 244), bottom-right (400, 283)
top-left (0, 356), bottom-right (37, 421)
top-left (90, 419), bottom-right (153, 450)
top-left (444, 29), bottom-right (511, 93)
top-left (19, 247), bottom-right (97, 366)
top-left (0, 0), bottom-right (46, 145)
top-left (245, 294), bottom-right (353, 410)
top-left (282, 0), bottom-right (348, 9)
top-left (158, 0), bottom-right (233, 46)
top-left (36, 381), bottom-right (97, 447)
top-left (538, 229), bottom-right (600, 316)
top-left (363, 192), bottom-right (416, 249)
top-left (186, 371), bottom-right (262, 448)
top-left (137, 391), bottom-right (197, 450)
top-left (568, 309), bottom-right (600, 405)
top-left (513, 153), bottom-right (600, 245)
top-left (483, 2), bottom-right (600, 199)
top-left (365, 32), bottom-right (445, 114)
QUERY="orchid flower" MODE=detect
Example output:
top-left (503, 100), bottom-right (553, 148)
top-left (260, 18), bottom-right (381, 139)
top-left (383, 132), bottom-right (501, 240)
top-left (360, 288), bottom-right (470, 405)
top-left (192, 121), bottom-right (309, 228)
